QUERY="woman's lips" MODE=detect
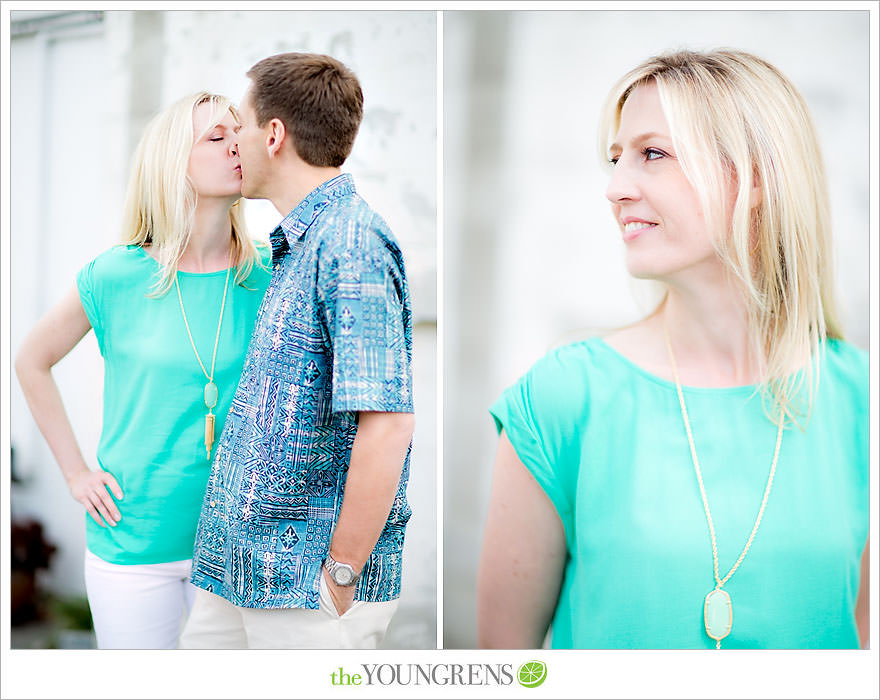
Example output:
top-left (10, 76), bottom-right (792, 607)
top-left (622, 220), bottom-right (657, 242)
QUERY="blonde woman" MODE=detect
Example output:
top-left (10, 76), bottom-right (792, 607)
top-left (15, 92), bottom-right (271, 649)
top-left (478, 50), bottom-right (868, 649)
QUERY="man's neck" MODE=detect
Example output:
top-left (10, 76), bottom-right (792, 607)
top-left (269, 162), bottom-right (344, 217)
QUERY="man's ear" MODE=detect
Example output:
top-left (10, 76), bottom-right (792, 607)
top-left (265, 118), bottom-right (287, 158)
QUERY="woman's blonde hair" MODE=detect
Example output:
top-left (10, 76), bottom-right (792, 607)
top-left (121, 91), bottom-right (264, 295)
top-left (599, 49), bottom-right (842, 426)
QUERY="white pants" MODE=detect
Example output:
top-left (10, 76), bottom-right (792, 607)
top-left (179, 576), bottom-right (399, 649)
top-left (83, 549), bottom-right (197, 649)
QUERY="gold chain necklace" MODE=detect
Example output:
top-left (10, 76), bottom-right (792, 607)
top-left (663, 322), bottom-right (783, 649)
top-left (175, 255), bottom-right (232, 460)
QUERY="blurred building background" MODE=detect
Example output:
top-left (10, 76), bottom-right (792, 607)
top-left (444, 10), bottom-right (870, 648)
top-left (8, 9), bottom-right (436, 649)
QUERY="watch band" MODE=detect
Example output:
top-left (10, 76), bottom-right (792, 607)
top-left (323, 552), bottom-right (360, 587)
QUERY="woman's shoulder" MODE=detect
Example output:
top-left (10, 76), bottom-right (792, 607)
top-left (80, 244), bottom-right (152, 282)
top-left (821, 337), bottom-right (868, 394)
top-left (526, 336), bottom-right (625, 383)
top-left (240, 239), bottom-right (273, 285)
top-left (491, 337), bottom-right (623, 456)
top-left (504, 337), bottom-right (619, 412)
top-left (824, 336), bottom-right (868, 364)
top-left (92, 243), bottom-right (145, 260)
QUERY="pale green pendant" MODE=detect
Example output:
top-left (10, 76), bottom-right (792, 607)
top-left (204, 381), bottom-right (218, 410)
top-left (704, 588), bottom-right (732, 645)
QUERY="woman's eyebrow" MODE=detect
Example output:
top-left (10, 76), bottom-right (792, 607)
top-left (609, 131), bottom-right (669, 152)
top-left (198, 123), bottom-right (229, 140)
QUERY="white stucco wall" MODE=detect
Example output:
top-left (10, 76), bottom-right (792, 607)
top-left (7, 9), bottom-right (436, 649)
top-left (444, 9), bottom-right (871, 647)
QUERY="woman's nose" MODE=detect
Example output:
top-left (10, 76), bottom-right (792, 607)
top-left (605, 155), bottom-right (640, 204)
top-left (229, 140), bottom-right (238, 157)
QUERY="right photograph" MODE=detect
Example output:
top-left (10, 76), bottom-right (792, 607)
top-left (444, 10), bottom-right (869, 649)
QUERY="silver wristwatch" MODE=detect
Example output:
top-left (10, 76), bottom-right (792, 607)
top-left (323, 552), bottom-right (360, 587)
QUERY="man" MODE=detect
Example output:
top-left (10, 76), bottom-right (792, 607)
top-left (180, 53), bottom-right (415, 649)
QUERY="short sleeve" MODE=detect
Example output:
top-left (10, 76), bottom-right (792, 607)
top-left (823, 339), bottom-right (870, 539)
top-left (489, 347), bottom-right (587, 546)
top-left (75, 258), bottom-right (105, 353)
top-left (318, 217), bottom-right (413, 414)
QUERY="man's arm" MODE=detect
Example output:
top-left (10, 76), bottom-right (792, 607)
top-left (323, 410), bottom-right (415, 614)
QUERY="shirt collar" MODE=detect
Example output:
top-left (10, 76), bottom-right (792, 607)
top-left (270, 173), bottom-right (356, 258)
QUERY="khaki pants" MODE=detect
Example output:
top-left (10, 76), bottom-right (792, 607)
top-left (178, 576), bottom-right (399, 649)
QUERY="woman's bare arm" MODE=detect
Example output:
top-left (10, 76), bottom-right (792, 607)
top-left (477, 430), bottom-right (567, 648)
top-left (856, 537), bottom-right (869, 649)
top-left (14, 285), bottom-right (122, 527)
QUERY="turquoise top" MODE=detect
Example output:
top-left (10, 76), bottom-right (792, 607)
top-left (76, 244), bottom-right (271, 565)
top-left (490, 337), bottom-right (868, 649)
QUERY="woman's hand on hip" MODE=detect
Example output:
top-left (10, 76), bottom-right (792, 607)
top-left (67, 467), bottom-right (123, 527)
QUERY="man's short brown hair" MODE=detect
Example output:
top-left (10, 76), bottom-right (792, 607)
top-left (246, 52), bottom-right (363, 167)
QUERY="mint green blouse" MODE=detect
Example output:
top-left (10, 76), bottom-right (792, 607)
top-left (490, 337), bottom-right (868, 649)
top-left (76, 244), bottom-right (271, 565)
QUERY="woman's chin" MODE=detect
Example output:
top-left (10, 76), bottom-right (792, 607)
top-left (624, 250), bottom-right (682, 281)
top-left (625, 261), bottom-right (662, 281)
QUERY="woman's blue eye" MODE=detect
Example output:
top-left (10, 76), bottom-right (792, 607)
top-left (609, 148), bottom-right (665, 165)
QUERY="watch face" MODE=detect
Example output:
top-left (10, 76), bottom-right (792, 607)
top-left (334, 565), bottom-right (354, 585)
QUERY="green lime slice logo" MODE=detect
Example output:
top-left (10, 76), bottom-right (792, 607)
top-left (517, 660), bottom-right (547, 688)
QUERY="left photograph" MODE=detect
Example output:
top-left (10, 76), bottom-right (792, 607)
top-left (9, 9), bottom-right (436, 650)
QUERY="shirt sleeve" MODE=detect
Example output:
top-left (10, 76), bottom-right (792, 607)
top-left (317, 216), bottom-right (413, 414)
top-left (489, 348), bottom-right (584, 547)
top-left (75, 256), bottom-right (106, 354)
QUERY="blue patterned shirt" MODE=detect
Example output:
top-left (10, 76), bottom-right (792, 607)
top-left (190, 174), bottom-right (413, 608)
